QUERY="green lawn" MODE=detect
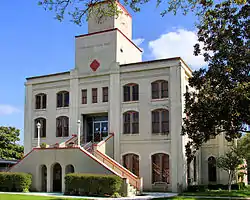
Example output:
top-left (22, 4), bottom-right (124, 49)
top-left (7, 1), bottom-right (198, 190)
top-left (181, 190), bottom-right (250, 197)
top-left (0, 194), bottom-right (87, 200)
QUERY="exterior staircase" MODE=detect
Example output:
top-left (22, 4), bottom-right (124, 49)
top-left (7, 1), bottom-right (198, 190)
top-left (63, 133), bottom-right (142, 194)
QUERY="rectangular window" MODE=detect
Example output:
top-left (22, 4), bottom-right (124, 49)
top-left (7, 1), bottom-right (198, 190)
top-left (64, 92), bottom-right (69, 107)
top-left (152, 111), bottom-right (160, 133)
top-left (124, 113), bottom-right (130, 134)
top-left (57, 93), bottom-right (63, 107)
top-left (152, 82), bottom-right (159, 99)
top-left (82, 89), bottom-right (87, 104)
top-left (42, 95), bottom-right (46, 109)
top-left (102, 87), bottom-right (108, 102)
top-left (132, 85), bottom-right (139, 101)
top-left (161, 81), bottom-right (168, 98)
top-left (124, 86), bottom-right (130, 102)
top-left (132, 112), bottom-right (139, 134)
top-left (36, 95), bottom-right (41, 109)
top-left (161, 110), bottom-right (169, 134)
top-left (92, 88), bottom-right (98, 103)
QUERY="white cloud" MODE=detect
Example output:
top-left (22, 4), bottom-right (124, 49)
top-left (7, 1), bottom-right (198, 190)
top-left (0, 104), bottom-right (21, 115)
top-left (133, 38), bottom-right (144, 46)
top-left (148, 29), bottom-right (206, 70)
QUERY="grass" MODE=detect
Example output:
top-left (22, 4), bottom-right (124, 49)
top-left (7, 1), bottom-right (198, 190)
top-left (0, 194), bottom-right (88, 200)
top-left (181, 190), bottom-right (250, 197)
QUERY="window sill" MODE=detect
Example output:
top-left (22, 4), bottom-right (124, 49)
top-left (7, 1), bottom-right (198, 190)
top-left (56, 136), bottom-right (70, 138)
top-left (56, 107), bottom-right (69, 110)
top-left (151, 98), bottom-right (169, 102)
top-left (152, 133), bottom-right (169, 136)
top-left (34, 109), bottom-right (46, 111)
top-left (33, 137), bottom-right (46, 139)
top-left (122, 133), bottom-right (140, 136)
top-left (122, 101), bottom-right (139, 104)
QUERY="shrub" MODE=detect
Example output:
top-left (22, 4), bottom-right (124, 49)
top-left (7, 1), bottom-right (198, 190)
top-left (0, 172), bottom-right (32, 192)
top-left (40, 142), bottom-right (47, 148)
top-left (65, 173), bottom-right (122, 196)
top-left (187, 185), bottom-right (207, 192)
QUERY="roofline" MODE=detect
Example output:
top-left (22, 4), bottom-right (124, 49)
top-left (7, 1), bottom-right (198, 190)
top-left (75, 28), bottom-right (142, 52)
top-left (26, 71), bottom-right (70, 81)
top-left (121, 57), bottom-right (192, 73)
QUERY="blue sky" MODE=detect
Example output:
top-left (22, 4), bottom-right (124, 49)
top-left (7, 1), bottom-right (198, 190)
top-left (0, 1), bottom-right (202, 144)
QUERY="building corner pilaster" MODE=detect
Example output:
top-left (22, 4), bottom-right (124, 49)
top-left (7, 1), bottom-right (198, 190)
top-left (109, 62), bottom-right (121, 162)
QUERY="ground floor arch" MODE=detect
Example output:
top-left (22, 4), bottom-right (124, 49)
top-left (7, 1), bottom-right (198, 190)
top-left (52, 163), bottom-right (62, 192)
top-left (40, 165), bottom-right (47, 192)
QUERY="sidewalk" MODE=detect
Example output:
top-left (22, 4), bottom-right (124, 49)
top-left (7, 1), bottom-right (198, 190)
top-left (183, 196), bottom-right (250, 200)
top-left (0, 192), bottom-right (178, 199)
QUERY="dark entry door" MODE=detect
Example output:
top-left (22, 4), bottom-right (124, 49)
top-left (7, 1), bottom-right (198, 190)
top-left (53, 163), bottom-right (62, 192)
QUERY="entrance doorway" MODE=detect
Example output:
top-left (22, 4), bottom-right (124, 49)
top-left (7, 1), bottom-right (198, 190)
top-left (84, 115), bottom-right (108, 143)
top-left (93, 121), bottom-right (108, 142)
top-left (52, 163), bottom-right (62, 192)
top-left (41, 165), bottom-right (47, 192)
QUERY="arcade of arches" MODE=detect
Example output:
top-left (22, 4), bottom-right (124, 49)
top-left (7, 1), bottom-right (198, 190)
top-left (40, 163), bottom-right (75, 192)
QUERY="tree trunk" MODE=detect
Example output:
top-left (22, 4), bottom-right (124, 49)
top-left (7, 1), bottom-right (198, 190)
top-left (228, 172), bottom-right (232, 192)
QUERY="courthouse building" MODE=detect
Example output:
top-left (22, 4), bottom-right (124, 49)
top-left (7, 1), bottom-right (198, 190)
top-left (9, 1), bottom-right (234, 194)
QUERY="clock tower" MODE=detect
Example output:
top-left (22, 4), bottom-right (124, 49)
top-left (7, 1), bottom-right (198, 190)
top-left (75, 1), bottom-right (142, 74)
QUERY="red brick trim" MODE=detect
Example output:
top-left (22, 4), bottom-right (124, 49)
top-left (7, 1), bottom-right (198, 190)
top-left (93, 132), bottom-right (114, 147)
top-left (8, 149), bottom-right (35, 171)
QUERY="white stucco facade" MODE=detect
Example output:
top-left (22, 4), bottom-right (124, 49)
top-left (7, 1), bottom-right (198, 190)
top-left (13, 1), bottom-right (235, 194)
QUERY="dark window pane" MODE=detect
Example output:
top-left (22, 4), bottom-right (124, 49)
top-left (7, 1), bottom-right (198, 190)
top-left (57, 93), bottom-right (63, 107)
top-left (208, 157), bottom-right (217, 182)
top-left (82, 89), bottom-right (87, 104)
top-left (103, 87), bottom-right (108, 102)
top-left (161, 81), bottom-right (168, 98)
top-left (92, 88), bottom-right (97, 103)
top-left (36, 95), bottom-right (41, 109)
top-left (123, 113), bottom-right (130, 134)
top-left (161, 110), bottom-right (169, 133)
top-left (152, 111), bottom-right (160, 133)
top-left (42, 94), bottom-right (46, 109)
top-left (132, 85), bottom-right (139, 101)
top-left (152, 82), bottom-right (159, 99)
top-left (64, 92), bottom-right (69, 107)
top-left (124, 86), bottom-right (130, 102)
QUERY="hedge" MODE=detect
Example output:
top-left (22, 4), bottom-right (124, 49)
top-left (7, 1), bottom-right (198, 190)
top-left (0, 172), bottom-right (32, 192)
top-left (187, 183), bottom-right (246, 192)
top-left (65, 173), bottom-right (123, 196)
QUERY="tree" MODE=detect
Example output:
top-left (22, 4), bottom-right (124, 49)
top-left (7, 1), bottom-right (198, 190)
top-left (37, 0), bottom-right (247, 25)
top-left (182, 0), bottom-right (249, 162)
top-left (238, 133), bottom-right (250, 161)
top-left (217, 147), bottom-right (245, 191)
top-left (0, 126), bottom-right (24, 160)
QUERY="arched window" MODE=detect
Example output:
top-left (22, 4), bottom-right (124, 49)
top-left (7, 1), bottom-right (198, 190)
top-left (65, 164), bottom-right (75, 174)
top-left (57, 91), bottom-right (69, 108)
top-left (123, 83), bottom-right (139, 102)
top-left (123, 154), bottom-right (139, 176)
top-left (35, 93), bottom-right (47, 109)
top-left (56, 116), bottom-right (69, 137)
top-left (152, 109), bottom-right (169, 134)
top-left (123, 111), bottom-right (139, 134)
top-left (152, 153), bottom-right (170, 184)
top-left (34, 118), bottom-right (46, 138)
top-left (208, 156), bottom-right (217, 182)
top-left (151, 80), bottom-right (168, 99)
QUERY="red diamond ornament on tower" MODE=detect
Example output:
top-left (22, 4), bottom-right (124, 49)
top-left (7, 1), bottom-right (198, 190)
top-left (90, 59), bottom-right (100, 72)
